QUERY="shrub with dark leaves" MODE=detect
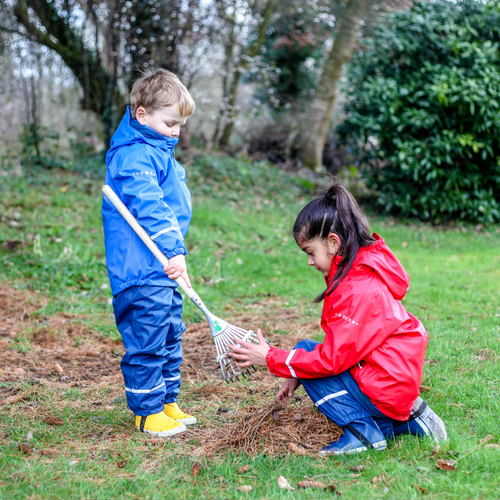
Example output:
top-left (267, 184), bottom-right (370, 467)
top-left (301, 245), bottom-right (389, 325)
top-left (339, 0), bottom-right (500, 223)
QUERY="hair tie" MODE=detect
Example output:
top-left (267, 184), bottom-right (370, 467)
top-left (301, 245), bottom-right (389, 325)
top-left (325, 192), bottom-right (335, 200)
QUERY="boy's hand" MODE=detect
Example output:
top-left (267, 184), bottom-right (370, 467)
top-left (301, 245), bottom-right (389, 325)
top-left (229, 329), bottom-right (270, 367)
top-left (276, 378), bottom-right (300, 404)
top-left (164, 254), bottom-right (192, 288)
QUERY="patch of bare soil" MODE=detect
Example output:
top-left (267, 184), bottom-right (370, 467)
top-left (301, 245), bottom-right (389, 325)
top-left (0, 285), bottom-right (340, 457)
top-left (0, 286), bottom-right (124, 391)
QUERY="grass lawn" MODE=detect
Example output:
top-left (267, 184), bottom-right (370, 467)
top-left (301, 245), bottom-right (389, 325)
top-left (0, 154), bottom-right (499, 499)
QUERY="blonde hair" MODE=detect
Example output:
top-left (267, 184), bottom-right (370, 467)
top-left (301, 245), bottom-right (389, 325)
top-left (130, 69), bottom-right (195, 119)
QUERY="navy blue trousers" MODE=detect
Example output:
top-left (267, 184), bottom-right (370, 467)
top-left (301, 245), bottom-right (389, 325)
top-left (295, 340), bottom-right (386, 427)
top-left (113, 285), bottom-right (185, 416)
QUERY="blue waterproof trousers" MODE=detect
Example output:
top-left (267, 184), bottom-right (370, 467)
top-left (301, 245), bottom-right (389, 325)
top-left (113, 285), bottom-right (185, 416)
top-left (295, 340), bottom-right (387, 426)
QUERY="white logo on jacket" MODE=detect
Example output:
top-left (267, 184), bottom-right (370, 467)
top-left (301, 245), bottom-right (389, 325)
top-left (333, 312), bottom-right (359, 326)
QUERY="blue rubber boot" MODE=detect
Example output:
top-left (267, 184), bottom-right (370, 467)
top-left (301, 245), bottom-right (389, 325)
top-left (392, 397), bottom-right (447, 442)
top-left (320, 417), bottom-right (387, 456)
top-left (373, 418), bottom-right (395, 440)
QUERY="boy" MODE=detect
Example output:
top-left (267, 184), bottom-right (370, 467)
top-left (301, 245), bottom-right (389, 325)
top-left (102, 69), bottom-right (196, 437)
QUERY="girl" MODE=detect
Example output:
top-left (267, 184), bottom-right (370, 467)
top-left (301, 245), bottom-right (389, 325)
top-left (229, 184), bottom-right (447, 455)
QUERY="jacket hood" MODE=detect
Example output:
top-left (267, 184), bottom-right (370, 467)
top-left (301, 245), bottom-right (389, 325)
top-left (329, 233), bottom-right (410, 301)
top-left (106, 107), bottom-right (179, 164)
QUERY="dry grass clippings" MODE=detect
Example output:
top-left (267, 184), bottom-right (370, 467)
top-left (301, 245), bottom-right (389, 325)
top-left (193, 397), bottom-right (342, 457)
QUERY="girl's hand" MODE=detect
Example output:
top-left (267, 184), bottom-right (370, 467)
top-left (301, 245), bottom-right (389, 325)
top-left (276, 378), bottom-right (300, 404)
top-left (228, 329), bottom-right (270, 367)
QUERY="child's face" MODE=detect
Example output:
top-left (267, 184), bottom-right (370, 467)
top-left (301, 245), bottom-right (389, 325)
top-left (298, 234), bottom-right (341, 277)
top-left (135, 103), bottom-right (187, 138)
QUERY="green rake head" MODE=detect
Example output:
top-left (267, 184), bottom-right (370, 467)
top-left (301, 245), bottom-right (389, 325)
top-left (189, 293), bottom-right (260, 381)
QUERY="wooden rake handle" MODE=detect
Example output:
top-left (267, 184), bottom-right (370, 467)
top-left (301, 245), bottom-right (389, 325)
top-left (102, 185), bottom-right (195, 299)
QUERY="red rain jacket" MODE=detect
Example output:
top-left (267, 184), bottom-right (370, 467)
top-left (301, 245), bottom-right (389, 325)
top-left (266, 234), bottom-right (428, 420)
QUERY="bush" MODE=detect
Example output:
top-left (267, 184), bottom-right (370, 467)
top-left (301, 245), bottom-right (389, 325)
top-left (339, 0), bottom-right (500, 223)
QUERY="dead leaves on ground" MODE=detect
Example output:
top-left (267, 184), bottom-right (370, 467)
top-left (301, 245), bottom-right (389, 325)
top-left (144, 439), bottom-right (165, 447)
top-left (297, 480), bottom-right (334, 490)
top-left (413, 483), bottom-right (429, 495)
top-left (277, 476), bottom-right (337, 493)
top-left (349, 464), bottom-right (365, 472)
top-left (40, 449), bottom-right (58, 458)
top-left (237, 485), bottom-right (252, 492)
top-left (42, 416), bottom-right (64, 426)
top-left (191, 462), bottom-right (201, 477)
top-left (19, 443), bottom-right (32, 455)
top-left (431, 445), bottom-right (441, 457)
top-left (277, 476), bottom-right (294, 490)
top-left (436, 459), bottom-right (457, 471)
top-left (432, 434), bottom-right (498, 473)
top-left (2, 394), bottom-right (28, 404)
top-left (484, 443), bottom-right (500, 450)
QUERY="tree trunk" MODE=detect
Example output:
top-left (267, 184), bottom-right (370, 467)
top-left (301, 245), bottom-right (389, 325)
top-left (217, 66), bottom-right (243, 149)
top-left (12, 0), bottom-right (125, 150)
top-left (300, 0), bottom-right (373, 172)
top-left (217, 0), bottom-right (275, 149)
top-left (212, 7), bottom-right (237, 147)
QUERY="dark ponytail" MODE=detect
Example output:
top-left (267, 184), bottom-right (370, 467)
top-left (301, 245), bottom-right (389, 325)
top-left (293, 184), bottom-right (375, 302)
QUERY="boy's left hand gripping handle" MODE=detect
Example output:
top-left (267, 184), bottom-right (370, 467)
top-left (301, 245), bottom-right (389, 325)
top-left (102, 185), bottom-right (194, 298)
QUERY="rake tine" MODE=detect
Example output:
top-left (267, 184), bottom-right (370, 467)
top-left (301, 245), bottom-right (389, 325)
top-left (227, 356), bottom-right (244, 382)
top-left (222, 355), bottom-right (232, 375)
top-left (226, 357), bottom-right (234, 376)
top-left (231, 363), bottom-right (240, 381)
top-left (219, 358), bottom-right (227, 380)
top-left (222, 355), bottom-right (233, 376)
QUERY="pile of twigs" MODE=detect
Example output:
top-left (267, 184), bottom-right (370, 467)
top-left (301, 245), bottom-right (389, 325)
top-left (197, 402), bottom-right (343, 457)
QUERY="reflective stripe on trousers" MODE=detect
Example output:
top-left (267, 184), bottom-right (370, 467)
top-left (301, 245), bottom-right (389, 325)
top-left (293, 339), bottom-right (386, 427)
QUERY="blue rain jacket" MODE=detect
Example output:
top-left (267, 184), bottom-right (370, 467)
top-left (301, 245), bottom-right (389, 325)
top-left (102, 108), bottom-right (192, 296)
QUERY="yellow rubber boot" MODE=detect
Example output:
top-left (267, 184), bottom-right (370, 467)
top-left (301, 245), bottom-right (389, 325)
top-left (135, 410), bottom-right (186, 437)
top-left (163, 402), bottom-right (197, 425)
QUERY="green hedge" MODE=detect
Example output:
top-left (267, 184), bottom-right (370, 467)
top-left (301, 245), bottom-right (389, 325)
top-left (339, 0), bottom-right (500, 223)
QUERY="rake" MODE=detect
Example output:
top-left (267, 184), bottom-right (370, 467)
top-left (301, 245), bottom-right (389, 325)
top-left (102, 185), bottom-right (260, 381)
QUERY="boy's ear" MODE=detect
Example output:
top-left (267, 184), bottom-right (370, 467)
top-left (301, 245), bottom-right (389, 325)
top-left (135, 106), bottom-right (148, 125)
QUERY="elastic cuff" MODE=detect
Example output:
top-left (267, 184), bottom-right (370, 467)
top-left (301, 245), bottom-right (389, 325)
top-left (164, 246), bottom-right (187, 259)
top-left (163, 396), bottom-right (178, 404)
top-left (265, 347), bottom-right (274, 367)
